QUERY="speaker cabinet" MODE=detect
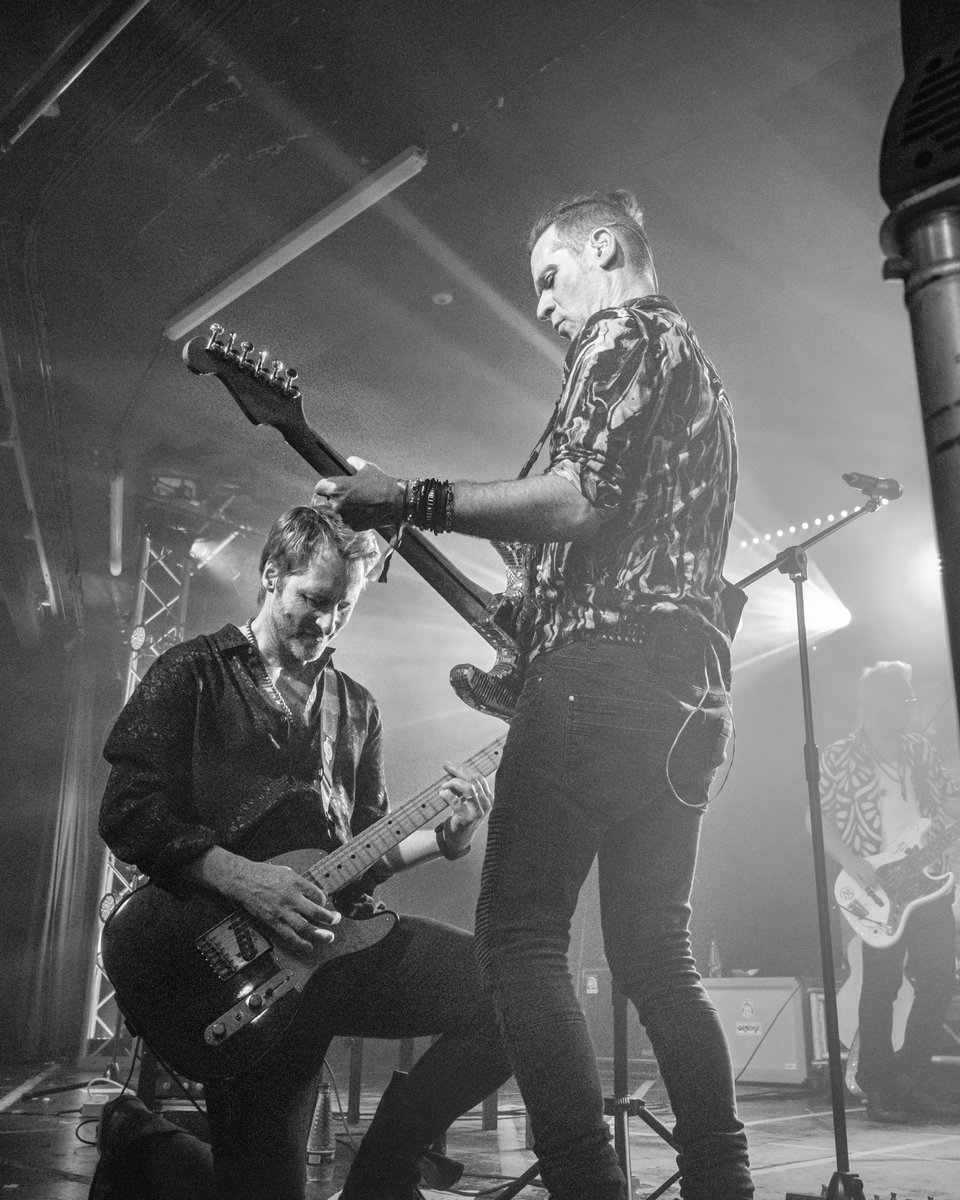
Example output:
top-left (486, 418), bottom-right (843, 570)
top-left (578, 966), bottom-right (656, 1065)
top-left (703, 977), bottom-right (810, 1084)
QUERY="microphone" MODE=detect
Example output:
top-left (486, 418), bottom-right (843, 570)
top-left (842, 472), bottom-right (903, 500)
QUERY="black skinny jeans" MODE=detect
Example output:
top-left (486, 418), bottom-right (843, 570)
top-left (133, 916), bottom-right (511, 1200)
top-left (475, 624), bottom-right (754, 1200)
top-left (856, 892), bottom-right (957, 1099)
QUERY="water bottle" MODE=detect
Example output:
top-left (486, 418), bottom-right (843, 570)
top-left (306, 1081), bottom-right (335, 1180)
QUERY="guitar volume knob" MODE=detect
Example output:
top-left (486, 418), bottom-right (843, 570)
top-left (246, 993), bottom-right (264, 1011)
top-left (210, 1022), bottom-right (227, 1039)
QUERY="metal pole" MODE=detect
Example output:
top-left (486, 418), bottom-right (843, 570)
top-left (882, 194), bottom-right (960, 727)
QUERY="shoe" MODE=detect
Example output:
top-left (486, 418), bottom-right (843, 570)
top-left (88, 1095), bottom-right (149, 1199)
top-left (863, 1092), bottom-right (912, 1124)
top-left (904, 1089), bottom-right (960, 1122)
top-left (88, 1093), bottom-right (179, 1199)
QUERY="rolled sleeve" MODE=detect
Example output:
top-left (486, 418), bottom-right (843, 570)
top-left (546, 308), bottom-right (662, 515)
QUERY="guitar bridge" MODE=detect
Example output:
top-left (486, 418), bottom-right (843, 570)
top-left (197, 913), bottom-right (272, 980)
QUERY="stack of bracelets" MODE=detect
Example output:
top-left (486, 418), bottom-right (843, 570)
top-left (399, 477), bottom-right (455, 533)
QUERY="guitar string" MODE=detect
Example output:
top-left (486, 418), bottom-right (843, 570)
top-left (219, 740), bottom-right (505, 942)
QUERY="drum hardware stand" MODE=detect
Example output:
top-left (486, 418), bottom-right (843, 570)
top-left (733, 485), bottom-right (894, 1200)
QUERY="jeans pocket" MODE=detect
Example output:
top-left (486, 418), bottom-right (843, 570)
top-left (666, 705), bottom-right (732, 807)
top-left (562, 687), bottom-right (684, 825)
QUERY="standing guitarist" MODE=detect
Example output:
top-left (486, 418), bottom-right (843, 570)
top-left (91, 505), bottom-right (512, 1200)
top-left (818, 660), bottom-right (960, 1124)
top-left (314, 191), bottom-right (753, 1200)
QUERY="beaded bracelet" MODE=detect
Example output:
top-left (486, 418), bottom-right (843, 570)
top-left (398, 477), bottom-right (455, 534)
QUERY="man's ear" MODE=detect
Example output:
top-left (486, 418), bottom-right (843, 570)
top-left (589, 227), bottom-right (617, 267)
top-left (262, 561), bottom-right (280, 592)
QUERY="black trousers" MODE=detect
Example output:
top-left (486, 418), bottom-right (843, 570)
top-left (134, 916), bottom-right (511, 1200)
top-left (856, 892), bottom-right (957, 1098)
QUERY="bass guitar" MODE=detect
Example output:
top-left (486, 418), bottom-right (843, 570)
top-left (102, 737), bottom-right (505, 1081)
top-left (184, 325), bottom-right (526, 720)
top-left (834, 816), bottom-right (960, 949)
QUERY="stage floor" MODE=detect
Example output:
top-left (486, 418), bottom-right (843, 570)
top-left (2, 1055), bottom-right (958, 1199)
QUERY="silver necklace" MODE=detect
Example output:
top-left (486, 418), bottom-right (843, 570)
top-left (240, 622), bottom-right (296, 722)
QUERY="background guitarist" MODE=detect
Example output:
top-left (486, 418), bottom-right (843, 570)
top-left (91, 504), bottom-right (512, 1200)
top-left (818, 659), bottom-right (960, 1124)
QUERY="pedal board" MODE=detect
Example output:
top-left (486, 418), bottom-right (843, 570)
top-left (786, 1193), bottom-right (937, 1199)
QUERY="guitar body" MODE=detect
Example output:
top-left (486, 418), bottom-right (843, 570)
top-left (834, 818), bottom-right (956, 949)
top-left (102, 847), bottom-right (397, 1081)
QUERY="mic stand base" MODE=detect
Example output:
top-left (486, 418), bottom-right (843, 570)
top-left (825, 1172), bottom-right (865, 1200)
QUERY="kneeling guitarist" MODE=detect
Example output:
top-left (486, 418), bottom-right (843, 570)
top-left (818, 659), bottom-right (960, 1125)
top-left (92, 505), bottom-right (511, 1200)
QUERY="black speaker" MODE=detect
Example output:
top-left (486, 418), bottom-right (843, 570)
top-left (578, 965), bottom-right (655, 1065)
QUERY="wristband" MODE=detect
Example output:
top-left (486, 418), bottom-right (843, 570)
top-left (435, 820), bottom-right (471, 860)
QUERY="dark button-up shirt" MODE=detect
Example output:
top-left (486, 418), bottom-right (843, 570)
top-left (100, 623), bottom-right (391, 914)
top-left (527, 295), bottom-right (737, 659)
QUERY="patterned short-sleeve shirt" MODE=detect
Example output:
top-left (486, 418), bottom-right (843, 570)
top-left (526, 295), bottom-right (737, 660)
top-left (819, 729), bottom-right (957, 857)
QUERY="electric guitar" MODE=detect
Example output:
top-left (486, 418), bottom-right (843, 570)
top-left (101, 736), bottom-right (505, 1081)
top-left (184, 325), bottom-right (526, 720)
top-left (834, 816), bottom-right (960, 948)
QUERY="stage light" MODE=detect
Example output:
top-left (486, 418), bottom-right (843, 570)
top-left (163, 147), bottom-right (428, 341)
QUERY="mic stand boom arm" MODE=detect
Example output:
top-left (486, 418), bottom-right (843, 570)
top-left (733, 495), bottom-right (882, 592)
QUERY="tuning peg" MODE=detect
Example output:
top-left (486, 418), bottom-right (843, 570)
top-left (224, 331), bottom-right (238, 359)
top-left (206, 323), bottom-right (226, 351)
top-left (238, 341), bottom-right (254, 369)
top-left (268, 359), bottom-right (284, 384)
top-left (282, 366), bottom-right (299, 395)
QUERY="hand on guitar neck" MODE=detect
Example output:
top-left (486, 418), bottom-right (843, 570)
top-left (313, 455), bottom-right (404, 529)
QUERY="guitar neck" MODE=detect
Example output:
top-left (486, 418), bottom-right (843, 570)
top-left (913, 819), bottom-right (960, 869)
top-left (305, 735), bottom-right (506, 893)
top-left (277, 420), bottom-right (495, 631)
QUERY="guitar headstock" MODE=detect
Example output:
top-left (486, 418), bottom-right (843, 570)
top-left (183, 324), bottom-right (305, 432)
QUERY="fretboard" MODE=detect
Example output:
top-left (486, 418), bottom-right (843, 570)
top-left (910, 819), bottom-right (960, 870)
top-left (305, 735), bottom-right (507, 894)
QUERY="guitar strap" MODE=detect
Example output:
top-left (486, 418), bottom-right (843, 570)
top-left (517, 385), bottom-right (564, 480)
top-left (316, 667), bottom-right (342, 817)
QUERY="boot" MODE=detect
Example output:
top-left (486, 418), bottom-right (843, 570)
top-left (337, 1071), bottom-right (460, 1200)
top-left (88, 1094), bottom-right (183, 1199)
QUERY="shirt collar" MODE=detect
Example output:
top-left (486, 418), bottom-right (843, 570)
top-left (214, 622), bottom-right (336, 670)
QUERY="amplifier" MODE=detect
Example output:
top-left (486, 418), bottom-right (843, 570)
top-left (704, 977), bottom-right (810, 1084)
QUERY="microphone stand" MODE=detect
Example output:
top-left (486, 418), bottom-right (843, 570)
top-left (733, 489), bottom-right (888, 1200)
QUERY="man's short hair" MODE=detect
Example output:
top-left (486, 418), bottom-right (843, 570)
top-left (527, 189), bottom-right (655, 277)
top-left (257, 505), bottom-right (380, 602)
top-left (859, 660), bottom-right (913, 704)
